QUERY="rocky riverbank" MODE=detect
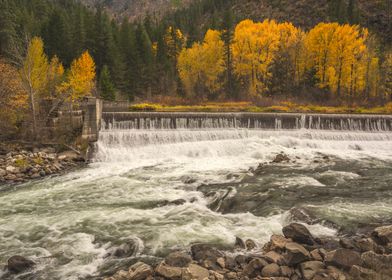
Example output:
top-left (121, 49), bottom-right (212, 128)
top-left (0, 143), bottom-right (86, 185)
top-left (99, 222), bottom-right (392, 280)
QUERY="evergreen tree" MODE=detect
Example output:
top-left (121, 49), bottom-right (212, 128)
top-left (42, 9), bottom-right (72, 65)
top-left (99, 65), bottom-right (116, 101)
top-left (221, 9), bottom-right (235, 99)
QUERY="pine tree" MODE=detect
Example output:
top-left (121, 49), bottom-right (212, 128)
top-left (99, 65), bottom-right (116, 101)
top-left (221, 9), bottom-right (235, 98)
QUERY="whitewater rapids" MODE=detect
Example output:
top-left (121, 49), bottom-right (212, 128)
top-left (1, 123), bottom-right (392, 279)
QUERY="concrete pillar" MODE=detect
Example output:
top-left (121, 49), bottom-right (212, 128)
top-left (82, 97), bottom-right (102, 142)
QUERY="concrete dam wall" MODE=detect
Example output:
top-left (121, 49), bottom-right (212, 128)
top-left (101, 112), bottom-right (392, 132)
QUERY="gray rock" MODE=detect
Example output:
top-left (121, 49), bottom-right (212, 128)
top-left (261, 263), bottom-right (280, 277)
top-left (272, 153), bottom-right (290, 163)
top-left (282, 223), bottom-right (315, 245)
top-left (155, 262), bottom-right (182, 279)
top-left (7, 256), bottom-right (35, 273)
top-left (310, 249), bottom-right (323, 261)
top-left (264, 251), bottom-right (285, 265)
top-left (0, 168), bottom-right (6, 176)
top-left (182, 264), bottom-right (209, 280)
top-left (325, 249), bottom-right (362, 270)
top-left (280, 265), bottom-right (294, 277)
top-left (242, 258), bottom-right (265, 277)
top-left (245, 239), bottom-right (256, 250)
top-left (191, 244), bottom-right (223, 268)
top-left (349, 265), bottom-right (387, 280)
top-left (235, 236), bottom-right (246, 249)
top-left (31, 173), bottom-right (40, 179)
top-left (5, 174), bottom-right (17, 181)
top-left (300, 261), bottom-right (325, 280)
top-left (361, 251), bottom-right (392, 273)
top-left (6, 166), bottom-right (19, 174)
top-left (128, 262), bottom-right (153, 280)
top-left (165, 251), bottom-right (192, 268)
top-left (284, 242), bottom-right (310, 265)
top-left (373, 225), bottom-right (392, 245)
top-left (268, 235), bottom-right (291, 252)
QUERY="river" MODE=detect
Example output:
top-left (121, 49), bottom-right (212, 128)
top-left (1, 114), bottom-right (392, 279)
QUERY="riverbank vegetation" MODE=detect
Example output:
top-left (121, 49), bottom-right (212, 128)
top-left (129, 102), bottom-right (392, 114)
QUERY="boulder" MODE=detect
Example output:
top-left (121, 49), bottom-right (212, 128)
top-left (0, 168), bottom-right (6, 176)
top-left (7, 256), bottom-right (35, 273)
top-left (112, 241), bottom-right (139, 258)
top-left (128, 262), bottom-right (153, 280)
top-left (282, 223), bottom-right (315, 245)
top-left (310, 249), bottom-right (323, 261)
top-left (209, 270), bottom-right (224, 280)
top-left (216, 257), bottom-right (225, 269)
top-left (224, 256), bottom-right (237, 270)
top-left (182, 264), bottom-right (209, 280)
top-left (58, 151), bottom-right (84, 162)
top-left (280, 266), bottom-right (294, 277)
top-left (261, 263), bottom-right (281, 277)
top-left (165, 251), bottom-right (192, 268)
top-left (349, 265), bottom-right (386, 280)
top-left (284, 242), bottom-right (310, 266)
top-left (300, 261), bottom-right (325, 280)
top-left (234, 254), bottom-right (247, 268)
top-left (361, 251), bottom-right (392, 273)
top-left (326, 266), bottom-right (348, 280)
top-left (191, 244), bottom-right (223, 268)
top-left (268, 235), bottom-right (291, 252)
top-left (242, 258), bottom-right (266, 277)
top-left (235, 236), bottom-right (246, 249)
top-left (245, 239), bottom-right (257, 250)
top-left (264, 251), bottom-right (285, 265)
top-left (6, 165), bottom-right (19, 174)
top-left (226, 272), bottom-right (238, 279)
top-left (325, 249), bottom-right (362, 270)
top-left (372, 225), bottom-right (392, 245)
top-left (155, 262), bottom-right (182, 279)
top-left (272, 153), bottom-right (290, 163)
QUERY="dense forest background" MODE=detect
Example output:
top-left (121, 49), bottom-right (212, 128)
top-left (0, 0), bottom-right (391, 105)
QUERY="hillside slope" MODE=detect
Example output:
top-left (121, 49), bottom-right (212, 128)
top-left (81, 0), bottom-right (391, 43)
top-left (80, 0), bottom-right (192, 20)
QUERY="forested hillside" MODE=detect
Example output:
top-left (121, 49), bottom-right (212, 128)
top-left (82, 0), bottom-right (391, 44)
top-left (0, 0), bottom-right (391, 122)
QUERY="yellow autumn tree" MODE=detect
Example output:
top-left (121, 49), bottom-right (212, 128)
top-left (305, 23), bottom-right (370, 97)
top-left (0, 60), bottom-right (28, 132)
top-left (178, 29), bottom-right (225, 98)
top-left (45, 56), bottom-right (64, 100)
top-left (232, 19), bottom-right (281, 96)
top-left (61, 51), bottom-right (96, 102)
top-left (20, 37), bottom-right (48, 137)
top-left (305, 23), bottom-right (339, 89)
top-left (276, 22), bottom-right (306, 86)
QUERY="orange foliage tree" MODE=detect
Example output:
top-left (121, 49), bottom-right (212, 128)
top-left (0, 60), bottom-right (28, 133)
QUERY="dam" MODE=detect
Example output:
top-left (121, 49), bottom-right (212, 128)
top-left (101, 112), bottom-right (392, 131)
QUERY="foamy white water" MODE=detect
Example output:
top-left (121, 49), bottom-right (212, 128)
top-left (1, 119), bottom-right (392, 279)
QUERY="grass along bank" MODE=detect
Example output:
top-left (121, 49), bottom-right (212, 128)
top-left (129, 102), bottom-right (392, 114)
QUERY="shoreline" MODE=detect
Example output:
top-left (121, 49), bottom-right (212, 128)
top-left (100, 222), bottom-right (392, 280)
top-left (0, 143), bottom-right (87, 186)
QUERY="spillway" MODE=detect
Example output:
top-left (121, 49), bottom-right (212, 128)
top-left (1, 112), bottom-right (392, 280)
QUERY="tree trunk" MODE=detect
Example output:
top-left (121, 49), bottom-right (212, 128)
top-left (30, 89), bottom-right (37, 139)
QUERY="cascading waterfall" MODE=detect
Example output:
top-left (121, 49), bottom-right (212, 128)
top-left (95, 112), bottom-right (392, 162)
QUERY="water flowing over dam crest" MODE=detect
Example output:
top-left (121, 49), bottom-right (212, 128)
top-left (2, 112), bottom-right (392, 279)
top-left (102, 112), bottom-right (392, 131)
